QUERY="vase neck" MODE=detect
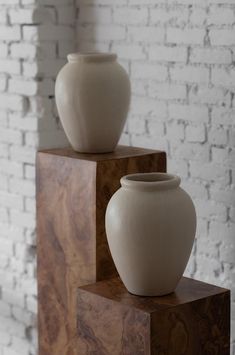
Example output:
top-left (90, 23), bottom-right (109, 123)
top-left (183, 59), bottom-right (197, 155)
top-left (120, 173), bottom-right (181, 192)
top-left (67, 52), bottom-right (117, 64)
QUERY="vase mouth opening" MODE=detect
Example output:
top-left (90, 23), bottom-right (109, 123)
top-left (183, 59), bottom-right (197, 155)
top-left (67, 52), bottom-right (117, 63)
top-left (121, 173), bottom-right (181, 191)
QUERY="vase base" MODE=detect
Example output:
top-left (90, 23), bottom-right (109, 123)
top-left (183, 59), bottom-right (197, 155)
top-left (126, 287), bottom-right (176, 297)
top-left (71, 145), bottom-right (115, 154)
top-left (73, 149), bottom-right (115, 154)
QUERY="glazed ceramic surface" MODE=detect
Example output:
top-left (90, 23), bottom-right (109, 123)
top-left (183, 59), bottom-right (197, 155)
top-left (105, 172), bottom-right (197, 296)
top-left (55, 52), bottom-right (131, 153)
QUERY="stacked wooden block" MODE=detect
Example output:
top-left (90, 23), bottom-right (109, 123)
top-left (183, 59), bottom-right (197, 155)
top-left (36, 146), bottom-right (230, 355)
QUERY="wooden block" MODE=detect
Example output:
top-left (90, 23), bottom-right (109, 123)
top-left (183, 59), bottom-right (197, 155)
top-left (77, 277), bottom-right (230, 355)
top-left (36, 145), bottom-right (166, 355)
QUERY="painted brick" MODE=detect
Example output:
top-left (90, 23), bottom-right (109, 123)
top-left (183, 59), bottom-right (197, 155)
top-left (130, 96), bottom-right (167, 117)
top-left (78, 24), bottom-right (125, 41)
top-left (208, 7), bottom-right (235, 26)
top-left (0, 74), bottom-right (7, 92)
top-left (150, 6), bottom-right (188, 27)
top-left (9, 146), bottom-right (36, 164)
top-left (37, 42), bottom-right (57, 59)
top-left (9, 79), bottom-right (38, 96)
top-left (57, 6), bottom-right (75, 24)
top-left (185, 124), bottom-right (206, 143)
top-left (0, 192), bottom-right (23, 210)
top-left (58, 41), bottom-right (75, 59)
top-left (114, 7), bottom-right (148, 25)
top-left (210, 29), bottom-right (235, 46)
top-left (9, 177), bottom-right (35, 197)
top-left (78, 6), bottom-right (111, 24)
top-left (23, 24), bottom-right (74, 41)
top-left (0, 302), bottom-right (11, 318)
top-left (167, 158), bottom-right (188, 178)
top-left (149, 45), bottom-right (187, 62)
top-left (212, 68), bottom-right (235, 87)
top-left (0, 26), bottom-right (21, 40)
top-left (10, 210), bottom-right (35, 228)
top-left (149, 82), bottom-right (187, 100)
top-left (11, 336), bottom-right (31, 354)
top-left (33, 7), bottom-right (56, 23)
top-left (190, 47), bottom-right (232, 65)
top-left (8, 114), bottom-right (38, 132)
top-left (0, 157), bottom-right (23, 177)
top-left (0, 8), bottom-right (7, 24)
top-left (212, 107), bottom-right (235, 126)
top-left (189, 7), bottom-right (207, 26)
top-left (212, 146), bottom-right (229, 164)
top-left (10, 43), bottom-right (37, 59)
top-left (0, 331), bottom-right (11, 346)
top-left (190, 161), bottom-right (230, 186)
top-left (167, 121), bottom-right (185, 140)
top-left (0, 60), bottom-right (21, 75)
top-left (183, 181), bottom-right (208, 199)
top-left (171, 141), bottom-right (210, 162)
top-left (0, 0), bottom-right (19, 3)
top-left (208, 126), bottom-right (228, 145)
top-left (128, 26), bottom-right (165, 43)
top-left (9, 8), bottom-right (34, 24)
top-left (195, 198), bottom-right (227, 222)
top-left (25, 295), bottom-right (37, 313)
top-left (168, 104), bottom-right (209, 123)
top-left (0, 317), bottom-right (25, 338)
top-left (189, 85), bottom-right (230, 106)
top-left (0, 94), bottom-right (26, 111)
top-left (170, 65), bottom-right (209, 84)
top-left (113, 44), bottom-right (145, 60)
top-left (147, 119), bottom-right (165, 137)
top-left (131, 132), bottom-right (168, 150)
top-left (167, 28), bottom-right (205, 45)
top-left (132, 63), bottom-right (168, 80)
top-left (0, 239), bottom-right (14, 257)
top-left (0, 43), bottom-right (8, 58)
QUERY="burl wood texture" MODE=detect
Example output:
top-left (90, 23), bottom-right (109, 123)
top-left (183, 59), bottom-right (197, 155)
top-left (77, 277), bottom-right (230, 355)
top-left (36, 145), bottom-right (166, 355)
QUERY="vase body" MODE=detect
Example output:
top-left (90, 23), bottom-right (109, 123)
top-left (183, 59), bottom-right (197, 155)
top-left (105, 173), bottom-right (196, 296)
top-left (55, 53), bottom-right (131, 153)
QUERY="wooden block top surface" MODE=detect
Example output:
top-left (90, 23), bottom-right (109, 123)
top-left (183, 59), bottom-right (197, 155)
top-left (78, 277), bottom-right (229, 313)
top-left (38, 145), bottom-right (164, 162)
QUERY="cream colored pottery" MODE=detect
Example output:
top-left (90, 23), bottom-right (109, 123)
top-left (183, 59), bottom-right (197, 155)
top-left (105, 172), bottom-right (196, 296)
top-left (55, 52), bottom-right (131, 153)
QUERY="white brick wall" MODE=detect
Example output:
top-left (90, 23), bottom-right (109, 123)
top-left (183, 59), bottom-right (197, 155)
top-left (77, 1), bottom-right (235, 352)
top-left (1, 0), bottom-right (235, 354)
top-left (0, 1), bottom-right (74, 354)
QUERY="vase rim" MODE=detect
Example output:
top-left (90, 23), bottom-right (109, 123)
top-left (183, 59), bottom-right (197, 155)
top-left (120, 173), bottom-right (181, 191)
top-left (67, 52), bottom-right (117, 63)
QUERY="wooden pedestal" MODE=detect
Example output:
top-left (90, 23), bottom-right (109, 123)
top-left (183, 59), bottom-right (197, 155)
top-left (36, 145), bottom-right (166, 355)
top-left (77, 277), bottom-right (230, 355)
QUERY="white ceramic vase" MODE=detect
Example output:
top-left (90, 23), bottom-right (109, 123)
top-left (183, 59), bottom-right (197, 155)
top-left (55, 52), bottom-right (131, 153)
top-left (105, 172), bottom-right (196, 296)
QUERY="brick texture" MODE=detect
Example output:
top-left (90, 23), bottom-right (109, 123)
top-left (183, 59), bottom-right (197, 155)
top-left (0, 1), bottom-right (74, 354)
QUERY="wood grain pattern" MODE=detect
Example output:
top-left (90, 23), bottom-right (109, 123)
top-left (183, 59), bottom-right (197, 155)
top-left (77, 288), bottom-right (151, 355)
top-left (36, 145), bottom-right (166, 355)
top-left (77, 277), bottom-right (230, 355)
